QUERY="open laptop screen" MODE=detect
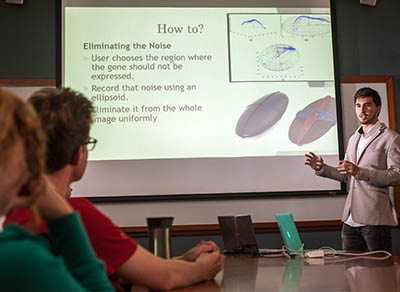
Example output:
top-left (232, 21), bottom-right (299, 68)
top-left (275, 213), bottom-right (303, 252)
top-left (218, 216), bottom-right (241, 252)
top-left (218, 214), bottom-right (258, 255)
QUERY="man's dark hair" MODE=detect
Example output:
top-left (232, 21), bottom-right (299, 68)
top-left (354, 87), bottom-right (382, 107)
top-left (29, 87), bottom-right (94, 173)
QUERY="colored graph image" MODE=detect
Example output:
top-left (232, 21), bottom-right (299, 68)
top-left (288, 96), bottom-right (336, 146)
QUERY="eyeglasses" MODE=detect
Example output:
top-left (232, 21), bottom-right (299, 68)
top-left (83, 137), bottom-right (98, 151)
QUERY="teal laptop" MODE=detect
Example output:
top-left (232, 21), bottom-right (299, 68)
top-left (275, 213), bottom-right (304, 253)
top-left (275, 213), bottom-right (345, 255)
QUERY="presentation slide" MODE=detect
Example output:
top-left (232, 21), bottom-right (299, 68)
top-left (61, 1), bottom-right (343, 198)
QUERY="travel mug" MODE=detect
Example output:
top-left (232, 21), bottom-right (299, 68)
top-left (147, 217), bottom-right (174, 259)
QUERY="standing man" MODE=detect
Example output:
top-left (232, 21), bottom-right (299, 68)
top-left (305, 87), bottom-right (400, 252)
top-left (5, 87), bottom-right (224, 292)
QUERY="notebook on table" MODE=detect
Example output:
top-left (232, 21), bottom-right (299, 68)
top-left (218, 214), bottom-right (282, 256)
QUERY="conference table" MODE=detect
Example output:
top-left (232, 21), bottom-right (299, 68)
top-left (132, 253), bottom-right (400, 291)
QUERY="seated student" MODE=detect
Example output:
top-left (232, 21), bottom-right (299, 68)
top-left (5, 87), bottom-right (225, 292)
top-left (0, 88), bottom-right (113, 292)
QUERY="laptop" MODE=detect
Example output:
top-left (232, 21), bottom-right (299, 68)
top-left (218, 214), bottom-right (282, 256)
top-left (217, 216), bottom-right (242, 253)
top-left (275, 213), bottom-right (304, 253)
top-left (275, 213), bottom-right (346, 256)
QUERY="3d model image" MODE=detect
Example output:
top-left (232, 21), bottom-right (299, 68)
top-left (288, 95), bottom-right (336, 146)
top-left (236, 91), bottom-right (289, 138)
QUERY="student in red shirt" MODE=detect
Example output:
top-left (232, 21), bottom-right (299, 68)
top-left (5, 87), bottom-right (224, 292)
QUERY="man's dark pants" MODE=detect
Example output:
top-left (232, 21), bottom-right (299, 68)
top-left (342, 223), bottom-right (392, 252)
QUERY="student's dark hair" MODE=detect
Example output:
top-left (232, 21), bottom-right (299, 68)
top-left (29, 87), bottom-right (94, 173)
top-left (354, 87), bottom-right (381, 107)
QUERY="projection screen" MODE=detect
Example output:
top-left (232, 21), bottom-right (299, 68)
top-left (58, 0), bottom-right (345, 200)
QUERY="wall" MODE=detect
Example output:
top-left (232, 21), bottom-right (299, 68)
top-left (0, 1), bottom-right (56, 78)
top-left (2, 0), bottom-right (400, 253)
top-left (334, 0), bottom-right (400, 127)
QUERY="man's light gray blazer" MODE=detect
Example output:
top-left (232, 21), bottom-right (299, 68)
top-left (318, 122), bottom-right (400, 226)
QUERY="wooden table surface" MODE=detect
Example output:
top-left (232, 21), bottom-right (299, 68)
top-left (132, 254), bottom-right (400, 292)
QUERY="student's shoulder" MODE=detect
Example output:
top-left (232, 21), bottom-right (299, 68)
top-left (68, 197), bottom-right (112, 224)
top-left (0, 226), bottom-right (83, 291)
top-left (68, 197), bottom-right (98, 212)
top-left (0, 226), bottom-right (55, 270)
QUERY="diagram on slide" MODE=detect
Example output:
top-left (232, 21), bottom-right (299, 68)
top-left (281, 15), bottom-right (331, 37)
top-left (228, 13), bottom-right (334, 82)
top-left (288, 96), bottom-right (336, 146)
top-left (229, 17), bottom-right (276, 39)
top-left (258, 44), bottom-right (300, 71)
top-left (235, 91), bottom-right (289, 138)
